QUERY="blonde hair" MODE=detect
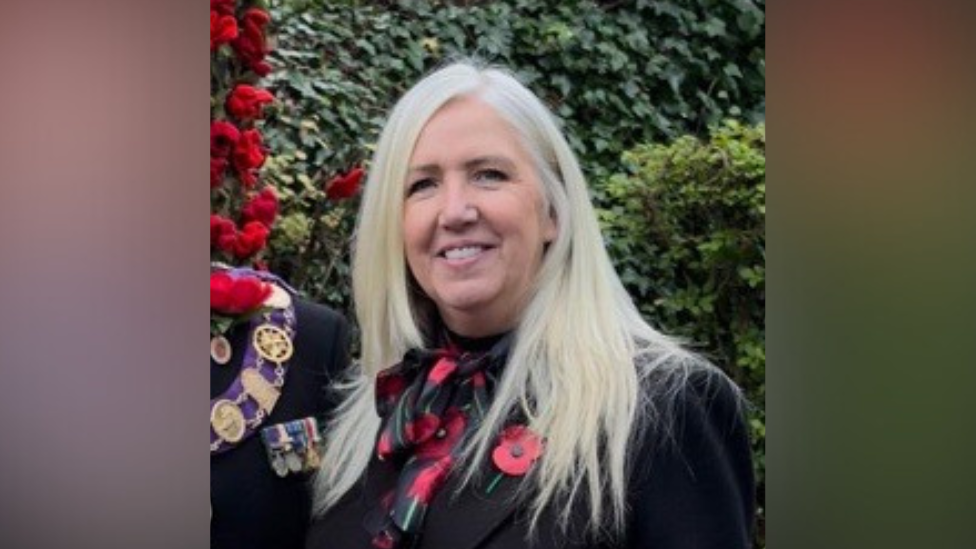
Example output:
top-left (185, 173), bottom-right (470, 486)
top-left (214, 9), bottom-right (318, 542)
top-left (313, 59), bottom-right (726, 540)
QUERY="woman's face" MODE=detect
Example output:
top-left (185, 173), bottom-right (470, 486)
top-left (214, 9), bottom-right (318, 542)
top-left (403, 96), bottom-right (557, 337)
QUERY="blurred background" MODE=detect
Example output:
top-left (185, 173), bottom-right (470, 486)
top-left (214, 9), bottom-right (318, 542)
top-left (8, 1), bottom-right (976, 548)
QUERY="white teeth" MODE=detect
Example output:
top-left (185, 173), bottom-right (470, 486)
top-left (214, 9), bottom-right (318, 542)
top-left (443, 246), bottom-right (484, 260)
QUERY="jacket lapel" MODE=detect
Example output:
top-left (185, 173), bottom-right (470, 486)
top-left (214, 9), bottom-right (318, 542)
top-left (359, 455), bottom-right (525, 549)
top-left (420, 469), bottom-right (525, 549)
top-left (359, 455), bottom-right (400, 537)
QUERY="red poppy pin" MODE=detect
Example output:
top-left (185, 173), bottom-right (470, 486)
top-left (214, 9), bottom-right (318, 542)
top-left (491, 425), bottom-right (543, 476)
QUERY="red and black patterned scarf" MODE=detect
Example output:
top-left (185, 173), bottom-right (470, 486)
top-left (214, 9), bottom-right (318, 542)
top-left (369, 333), bottom-right (511, 549)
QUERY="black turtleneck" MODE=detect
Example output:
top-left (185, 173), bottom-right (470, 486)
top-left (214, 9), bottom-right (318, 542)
top-left (443, 328), bottom-right (509, 353)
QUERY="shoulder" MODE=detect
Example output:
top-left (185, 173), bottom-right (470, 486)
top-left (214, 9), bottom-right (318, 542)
top-left (294, 298), bottom-right (348, 331)
top-left (633, 361), bottom-right (752, 478)
top-left (292, 297), bottom-right (351, 351)
top-left (635, 356), bottom-right (747, 443)
top-left (628, 362), bottom-right (756, 548)
top-left (674, 366), bottom-right (747, 441)
top-left (290, 297), bottom-right (352, 378)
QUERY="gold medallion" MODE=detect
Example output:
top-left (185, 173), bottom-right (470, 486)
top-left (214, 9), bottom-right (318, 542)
top-left (211, 400), bottom-right (246, 443)
top-left (241, 368), bottom-right (281, 413)
top-left (253, 324), bottom-right (294, 363)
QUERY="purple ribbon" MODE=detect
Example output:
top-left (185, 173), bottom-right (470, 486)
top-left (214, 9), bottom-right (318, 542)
top-left (210, 302), bottom-right (296, 454)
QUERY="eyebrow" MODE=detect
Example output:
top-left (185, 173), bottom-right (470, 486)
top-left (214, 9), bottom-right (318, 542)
top-left (408, 155), bottom-right (517, 175)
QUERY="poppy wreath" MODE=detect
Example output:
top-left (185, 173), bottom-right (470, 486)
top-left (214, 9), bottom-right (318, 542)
top-left (210, 0), bottom-right (278, 267)
top-left (211, 0), bottom-right (364, 289)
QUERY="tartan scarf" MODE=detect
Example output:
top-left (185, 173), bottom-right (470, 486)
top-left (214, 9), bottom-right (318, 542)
top-left (369, 332), bottom-right (511, 549)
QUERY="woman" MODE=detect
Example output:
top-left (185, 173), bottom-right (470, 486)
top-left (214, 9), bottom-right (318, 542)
top-left (307, 60), bottom-right (755, 549)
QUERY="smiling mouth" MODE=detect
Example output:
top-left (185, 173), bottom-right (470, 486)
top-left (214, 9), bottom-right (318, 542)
top-left (440, 246), bottom-right (488, 260)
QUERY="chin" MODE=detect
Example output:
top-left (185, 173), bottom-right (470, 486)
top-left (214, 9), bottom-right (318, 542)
top-left (438, 294), bottom-right (491, 312)
top-left (433, 287), bottom-right (497, 315)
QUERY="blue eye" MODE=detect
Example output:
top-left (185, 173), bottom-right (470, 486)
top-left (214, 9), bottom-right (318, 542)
top-left (474, 169), bottom-right (508, 184)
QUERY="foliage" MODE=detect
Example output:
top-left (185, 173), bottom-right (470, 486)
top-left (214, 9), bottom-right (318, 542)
top-left (597, 120), bottom-right (766, 545)
top-left (260, 0), bottom-right (765, 316)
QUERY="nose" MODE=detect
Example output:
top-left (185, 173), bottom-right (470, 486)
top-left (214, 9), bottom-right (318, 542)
top-left (438, 178), bottom-right (478, 229)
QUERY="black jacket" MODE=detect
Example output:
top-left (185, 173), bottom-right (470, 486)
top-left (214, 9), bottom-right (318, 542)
top-left (211, 298), bottom-right (350, 549)
top-left (306, 371), bottom-right (755, 549)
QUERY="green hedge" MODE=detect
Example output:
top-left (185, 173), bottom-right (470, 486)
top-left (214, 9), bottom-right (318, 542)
top-left (261, 0), bottom-right (765, 313)
top-left (598, 120), bottom-right (765, 544)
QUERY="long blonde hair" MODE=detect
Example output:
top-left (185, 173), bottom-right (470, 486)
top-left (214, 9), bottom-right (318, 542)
top-left (313, 59), bottom-right (725, 540)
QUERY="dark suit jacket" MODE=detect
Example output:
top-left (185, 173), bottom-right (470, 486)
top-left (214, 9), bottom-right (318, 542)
top-left (306, 372), bottom-right (755, 549)
top-left (211, 298), bottom-right (350, 549)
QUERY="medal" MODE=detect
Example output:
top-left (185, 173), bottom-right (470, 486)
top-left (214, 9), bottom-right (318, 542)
top-left (305, 445), bottom-right (322, 470)
top-left (259, 417), bottom-right (325, 476)
top-left (271, 452), bottom-right (289, 477)
top-left (211, 400), bottom-right (246, 444)
top-left (241, 368), bottom-right (280, 413)
top-left (253, 324), bottom-right (294, 363)
top-left (210, 335), bottom-right (232, 365)
top-left (286, 451), bottom-right (303, 473)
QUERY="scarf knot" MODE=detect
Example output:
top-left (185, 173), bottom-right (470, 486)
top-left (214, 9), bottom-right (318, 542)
top-left (370, 334), bottom-right (510, 548)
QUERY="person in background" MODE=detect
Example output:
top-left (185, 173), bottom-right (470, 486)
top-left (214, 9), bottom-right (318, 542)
top-left (306, 59), bottom-right (755, 549)
top-left (211, 264), bottom-right (349, 549)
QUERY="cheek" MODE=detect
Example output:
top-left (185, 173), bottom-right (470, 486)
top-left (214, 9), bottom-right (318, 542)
top-left (402, 214), bottom-right (430, 278)
top-left (402, 209), bottom-right (425, 250)
top-left (403, 246), bottom-right (428, 295)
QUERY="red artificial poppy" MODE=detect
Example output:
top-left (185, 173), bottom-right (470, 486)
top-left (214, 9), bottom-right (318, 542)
top-left (233, 129), bottom-right (266, 187)
top-left (233, 9), bottom-right (273, 77)
top-left (241, 187), bottom-right (278, 228)
top-left (232, 221), bottom-right (270, 259)
top-left (492, 425), bottom-right (543, 476)
top-left (240, 7), bottom-right (270, 26)
top-left (210, 272), bottom-right (234, 310)
top-left (210, 0), bottom-right (236, 16)
top-left (215, 228), bottom-right (238, 254)
top-left (210, 11), bottom-right (238, 52)
top-left (210, 272), bottom-right (271, 315)
top-left (226, 84), bottom-right (275, 121)
top-left (210, 120), bottom-right (241, 158)
top-left (210, 215), bottom-right (241, 253)
top-left (325, 166), bottom-right (364, 200)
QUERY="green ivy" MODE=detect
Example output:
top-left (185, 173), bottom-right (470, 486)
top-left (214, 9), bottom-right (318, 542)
top-left (260, 0), bottom-right (764, 315)
top-left (597, 120), bottom-right (766, 546)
